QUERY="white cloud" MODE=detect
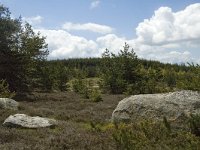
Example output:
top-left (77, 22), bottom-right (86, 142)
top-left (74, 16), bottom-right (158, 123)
top-left (62, 22), bottom-right (114, 34)
top-left (32, 3), bottom-right (200, 64)
top-left (146, 50), bottom-right (193, 63)
top-left (133, 3), bottom-right (200, 63)
top-left (90, 0), bottom-right (100, 9)
top-left (96, 34), bottom-right (127, 54)
top-left (23, 16), bottom-right (43, 25)
top-left (36, 29), bottom-right (98, 59)
top-left (136, 4), bottom-right (200, 45)
top-left (35, 28), bottom-right (126, 59)
top-left (35, 26), bottom-right (198, 63)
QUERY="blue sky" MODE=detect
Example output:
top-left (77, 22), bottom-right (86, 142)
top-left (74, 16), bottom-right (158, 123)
top-left (1, 0), bottom-right (200, 63)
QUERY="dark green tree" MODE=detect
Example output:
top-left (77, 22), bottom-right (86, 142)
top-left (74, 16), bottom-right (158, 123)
top-left (101, 43), bottom-right (139, 94)
top-left (0, 4), bottom-right (48, 92)
top-left (54, 62), bottom-right (69, 91)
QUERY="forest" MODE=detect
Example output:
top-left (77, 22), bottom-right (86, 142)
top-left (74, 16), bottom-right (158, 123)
top-left (0, 4), bottom-right (200, 97)
top-left (2, 41), bottom-right (200, 99)
top-left (1, 4), bottom-right (200, 149)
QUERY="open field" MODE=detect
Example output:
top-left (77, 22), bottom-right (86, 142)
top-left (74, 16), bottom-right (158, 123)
top-left (0, 92), bottom-right (125, 150)
top-left (1, 1), bottom-right (200, 149)
top-left (1, 92), bottom-right (200, 150)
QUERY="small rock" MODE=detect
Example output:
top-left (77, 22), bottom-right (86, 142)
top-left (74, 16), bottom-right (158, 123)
top-left (0, 98), bottom-right (19, 110)
top-left (3, 114), bottom-right (57, 128)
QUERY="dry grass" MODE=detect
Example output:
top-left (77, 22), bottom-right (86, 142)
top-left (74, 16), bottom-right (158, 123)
top-left (1, 92), bottom-right (200, 149)
top-left (0, 91), bottom-right (125, 150)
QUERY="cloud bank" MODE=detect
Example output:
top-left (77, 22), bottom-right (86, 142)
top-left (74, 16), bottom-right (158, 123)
top-left (136, 4), bottom-right (200, 45)
top-left (62, 22), bottom-right (114, 34)
top-left (33, 3), bottom-right (200, 63)
top-left (36, 29), bottom-right (98, 59)
top-left (133, 3), bottom-right (200, 63)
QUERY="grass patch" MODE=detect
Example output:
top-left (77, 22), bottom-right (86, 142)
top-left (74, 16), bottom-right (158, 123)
top-left (0, 92), bottom-right (199, 149)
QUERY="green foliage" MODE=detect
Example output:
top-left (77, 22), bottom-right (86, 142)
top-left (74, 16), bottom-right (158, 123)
top-left (89, 121), bottom-right (102, 132)
top-left (188, 114), bottom-right (200, 136)
top-left (101, 45), bottom-right (200, 94)
top-left (112, 120), bottom-right (200, 150)
top-left (89, 88), bottom-right (102, 102)
top-left (101, 43), bottom-right (139, 94)
top-left (72, 79), bottom-right (85, 93)
top-left (37, 63), bottom-right (56, 91)
top-left (0, 79), bottom-right (15, 98)
top-left (72, 78), bottom-right (102, 102)
top-left (36, 61), bottom-right (70, 92)
top-left (56, 64), bottom-right (69, 91)
top-left (1, 4), bottom-right (200, 95)
top-left (177, 64), bottom-right (200, 91)
top-left (71, 78), bottom-right (90, 99)
top-left (0, 4), bottom-right (48, 92)
top-left (44, 53), bottom-right (200, 95)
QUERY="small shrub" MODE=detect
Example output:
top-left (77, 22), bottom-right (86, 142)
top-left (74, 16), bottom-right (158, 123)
top-left (112, 120), bottom-right (200, 149)
top-left (89, 121), bottom-right (102, 132)
top-left (188, 114), bottom-right (200, 136)
top-left (124, 83), bottom-right (140, 95)
top-left (72, 78), bottom-right (91, 99)
top-left (112, 123), bottom-right (136, 150)
top-left (72, 79), bottom-right (85, 93)
top-left (89, 88), bottom-right (102, 102)
top-left (0, 79), bottom-right (15, 98)
top-left (72, 79), bottom-right (102, 102)
top-left (81, 85), bottom-right (91, 99)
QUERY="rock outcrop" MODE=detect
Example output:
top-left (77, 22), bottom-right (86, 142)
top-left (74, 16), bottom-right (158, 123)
top-left (112, 90), bottom-right (200, 125)
top-left (3, 114), bottom-right (57, 128)
top-left (0, 98), bottom-right (19, 110)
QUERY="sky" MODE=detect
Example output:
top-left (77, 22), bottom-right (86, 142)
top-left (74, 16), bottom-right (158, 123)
top-left (1, 0), bottom-right (200, 63)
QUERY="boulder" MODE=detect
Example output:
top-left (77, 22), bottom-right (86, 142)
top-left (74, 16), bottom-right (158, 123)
top-left (0, 98), bottom-right (19, 110)
top-left (112, 90), bottom-right (200, 125)
top-left (3, 114), bottom-right (57, 128)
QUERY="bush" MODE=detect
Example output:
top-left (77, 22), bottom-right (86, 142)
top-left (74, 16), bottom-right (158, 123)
top-left (112, 120), bottom-right (200, 150)
top-left (72, 79), bottom-right (102, 102)
top-left (0, 79), bottom-right (15, 98)
top-left (89, 88), bottom-right (102, 102)
top-left (188, 114), bottom-right (200, 136)
top-left (72, 79), bottom-right (85, 93)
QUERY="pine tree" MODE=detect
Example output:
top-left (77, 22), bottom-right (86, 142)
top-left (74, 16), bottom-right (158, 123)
top-left (0, 4), bottom-right (48, 92)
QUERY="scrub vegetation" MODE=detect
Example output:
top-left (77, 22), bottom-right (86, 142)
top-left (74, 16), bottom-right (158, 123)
top-left (1, 4), bottom-right (200, 149)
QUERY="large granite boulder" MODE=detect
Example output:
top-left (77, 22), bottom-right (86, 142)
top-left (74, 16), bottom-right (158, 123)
top-left (112, 91), bottom-right (200, 125)
top-left (0, 98), bottom-right (19, 110)
top-left (3, 114), bottom-right (57, 128)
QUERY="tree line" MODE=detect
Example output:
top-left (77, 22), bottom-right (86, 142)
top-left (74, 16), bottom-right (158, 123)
top-left (0, 4), bottom-right (200, 97)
